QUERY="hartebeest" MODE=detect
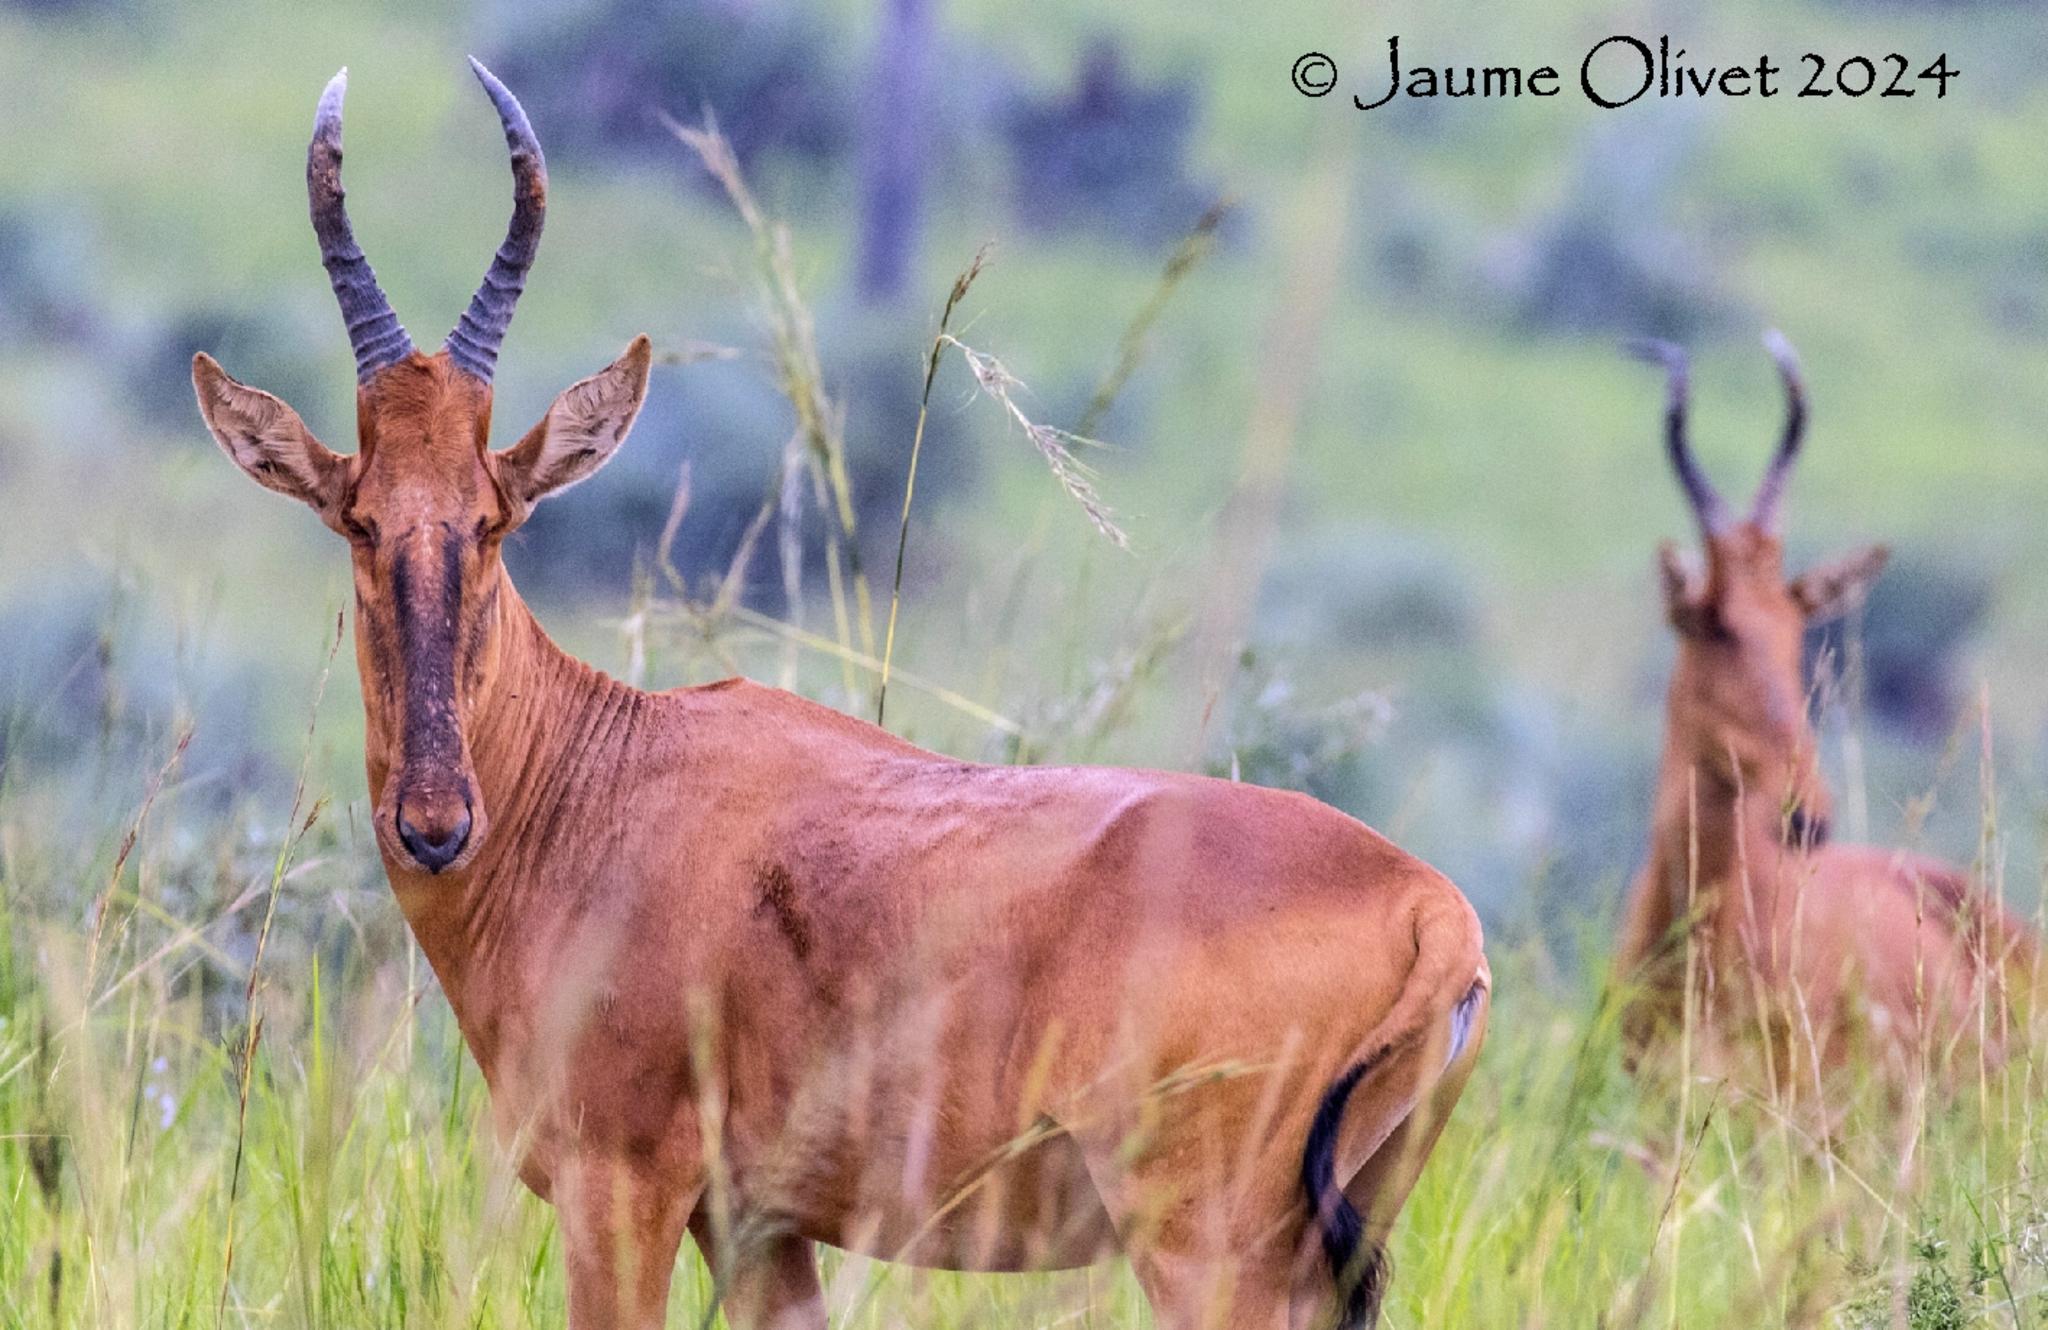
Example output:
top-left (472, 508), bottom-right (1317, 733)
top-left (1614, 334), bottom-right (2036, 1085)
top-left (191, 64), bottom-right (1489, 1329)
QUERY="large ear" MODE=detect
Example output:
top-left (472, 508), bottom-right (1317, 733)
top-left (192, 353), bottom-right (349, 516)
top-left (1790, 544), bottom-right (1889, 623)
top-left (1657, 541), bottom-right (1718, 638)
top-left (496, 335), bottom-right (652, 511)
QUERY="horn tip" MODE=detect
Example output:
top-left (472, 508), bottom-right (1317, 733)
top-left (467, 54), bottom-right (536, 139)
top-left (1761, 327), bottom-right (1799, 368)
top-left (468, 54), bottom-right (505, 93)
top-left (315, 68), bottom-right (349, 136)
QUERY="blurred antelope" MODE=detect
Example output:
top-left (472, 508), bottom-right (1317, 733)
top-left (1614, 334), bottom-right (2036, 1085)
top-left (191, 64), bottom-right (1488, 1330)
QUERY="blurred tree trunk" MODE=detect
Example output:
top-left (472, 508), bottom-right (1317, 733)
top-left (855, 0), bottom-right (933, 306)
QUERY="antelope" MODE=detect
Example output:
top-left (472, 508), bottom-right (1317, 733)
top-left (190, 63), bottom-right (1489, 1329)
top-left (1613, 334), bottom-right (2036, 1086)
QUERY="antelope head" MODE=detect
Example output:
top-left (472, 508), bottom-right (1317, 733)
top-left (1633, 333), bottom-right (1887, 852)
top-left (191, 62), bottom-right (652, 876)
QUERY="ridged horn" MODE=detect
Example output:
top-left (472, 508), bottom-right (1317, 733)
top-left (309, 69), bottom-right (414, 382)
top-left (445, 57), bottom-right (547, 384)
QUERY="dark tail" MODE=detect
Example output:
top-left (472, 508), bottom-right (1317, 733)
top-left (1301, 1045), bottom-right (1394, 1330)
top-left (1302, 975), bottom-right (1488, 1329)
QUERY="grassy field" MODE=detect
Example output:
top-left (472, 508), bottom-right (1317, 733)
top-left (4, 740), bottom-right (2045, 1327)
top-left (7, 0), bottom-right (2048, 1323)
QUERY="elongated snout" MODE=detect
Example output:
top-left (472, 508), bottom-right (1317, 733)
top-left (396, 792), bottom-right (474, 873)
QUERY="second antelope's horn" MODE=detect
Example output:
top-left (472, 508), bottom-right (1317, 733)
top-left (1749, 329), bottom-right (1808, 533)
top-left (1629, 338), bottom-right (1730, 538)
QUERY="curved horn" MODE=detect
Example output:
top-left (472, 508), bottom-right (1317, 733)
top-left (1628, 338), bottom-right (1729, 538)
top-left (309, 69), bottom-right (414, 382)
top-left (1749, 328), bottom-right (1807, 533)
top-left (446, 57), bottom-right (547, 384)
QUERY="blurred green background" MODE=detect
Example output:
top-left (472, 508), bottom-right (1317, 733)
top-left (4, 0), bottom-right (2047, 944)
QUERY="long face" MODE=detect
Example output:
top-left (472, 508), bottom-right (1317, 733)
top-left (1659, 525), bottom-right (1885, 848)
top-left (191, 63), bottom-right (651, 876)
top-left (342, 362), bottom-right (512, 875)
top-left (1637, 335), bottom-right (1887, 852)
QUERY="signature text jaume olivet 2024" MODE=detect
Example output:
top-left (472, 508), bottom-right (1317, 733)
top-left (1288, 37), bottom-right (1958, 110)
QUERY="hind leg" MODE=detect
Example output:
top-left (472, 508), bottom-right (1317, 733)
top-left (1109, 1223), bottom-right (1309, 1330)
top-left (1074, 1087), bottom-right (1458, 1330)
top-left (1065, 1105), bottom-right (1316, 1330)
top-left (1109, 1217), bottom-right (1334, 1330)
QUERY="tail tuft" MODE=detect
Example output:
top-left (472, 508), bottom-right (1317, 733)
top-left (1300, 1046), bottom-right (1393, 1330)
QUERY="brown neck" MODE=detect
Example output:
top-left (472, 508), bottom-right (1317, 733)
top-left (1640, 718), bottom-right (1805, 960)
top-left (359, 563), bottom-right (644, 996)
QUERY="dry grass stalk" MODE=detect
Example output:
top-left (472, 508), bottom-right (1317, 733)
top-left (877, 245), bottom-right (991, 727)
top-left (1016, 614), bottom-right (1187, 765)
top-left (1076, 196), bottom-right (1234, 440)
top-left (727, 602), bottom-right (1022, 739)
top-left (632, 453), bottom-right (1026, 740)
top-left (216, 613), bottom-right (344, 1328)
top-left (665, 112), bottom-right (876, 689)
top-left (942, 337), bottom-right (1129, 550)
top-left (82, 726), bottom-right (191, 993)
top-left (655, 340), bottom-right (744, 368)
top-left (1179, 154), bottom-right (1351, 759)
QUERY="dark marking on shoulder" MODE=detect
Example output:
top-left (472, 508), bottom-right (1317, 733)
top-left (753, 863), bottom-right (813, 960)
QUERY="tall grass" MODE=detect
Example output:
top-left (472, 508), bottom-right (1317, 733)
top-left (4, 743), bottom-right (2044, 1330)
